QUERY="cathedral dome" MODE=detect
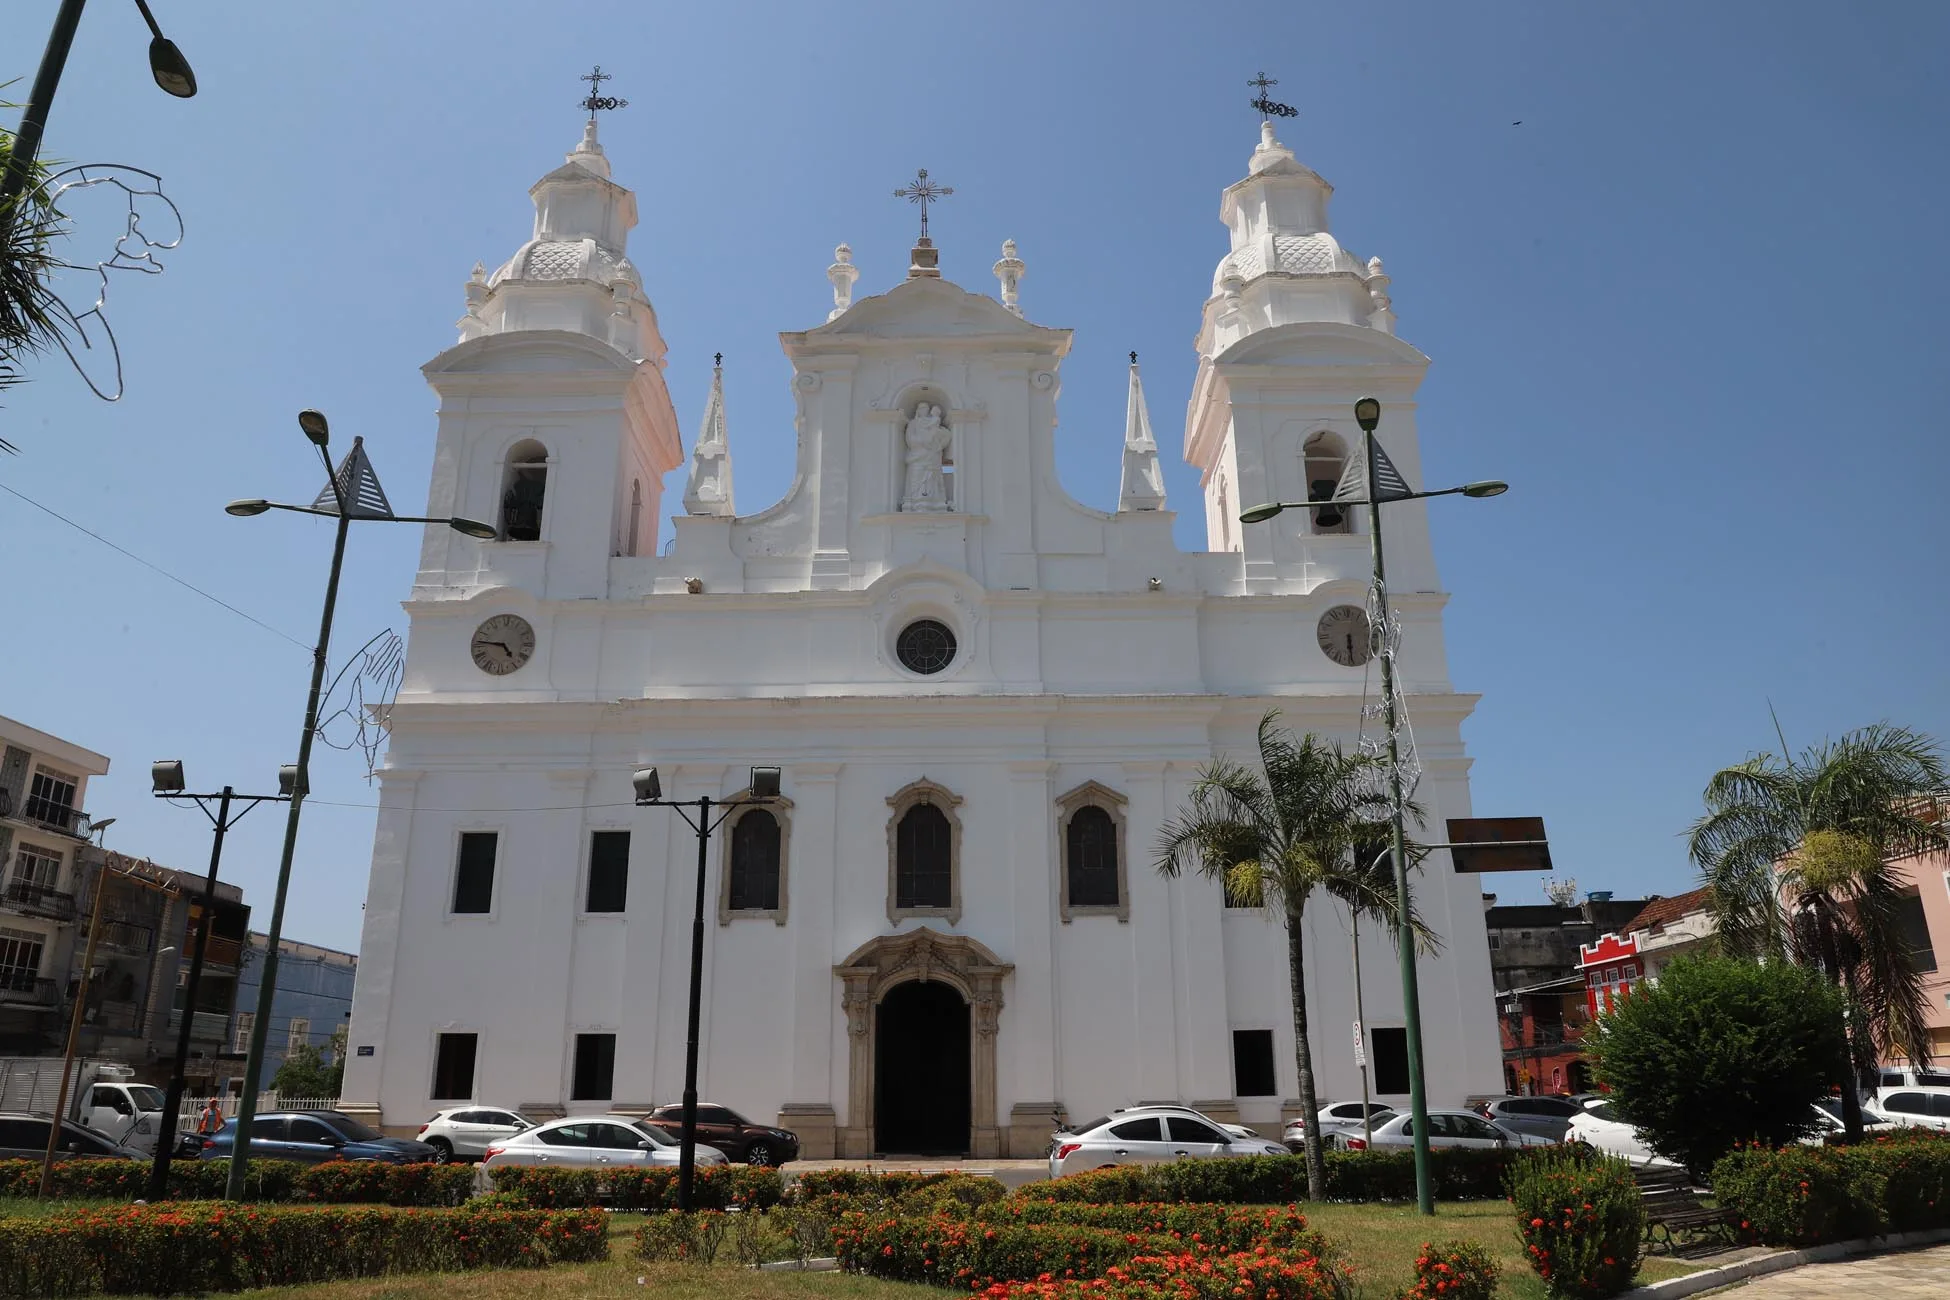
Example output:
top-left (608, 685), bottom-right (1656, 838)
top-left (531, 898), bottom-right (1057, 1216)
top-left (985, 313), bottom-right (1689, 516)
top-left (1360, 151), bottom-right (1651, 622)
top-left (1211, 231), bottom-right (1365, 293)
top-left (489, 236), bottom-right (639, 290)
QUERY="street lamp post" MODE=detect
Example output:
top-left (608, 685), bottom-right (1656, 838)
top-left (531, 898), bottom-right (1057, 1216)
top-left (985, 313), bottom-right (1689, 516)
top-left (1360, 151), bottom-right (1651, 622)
top-left (221, 409), bottom-right (496, 1200)
top-left (1239, 397), bottom-right (1506, 1215)
top-left (0, 0), bottom-right (196, 215)
top-left (633, 764), bottom-right (781, 1210)
top-left (144, 761), bottom-right (291, 1200)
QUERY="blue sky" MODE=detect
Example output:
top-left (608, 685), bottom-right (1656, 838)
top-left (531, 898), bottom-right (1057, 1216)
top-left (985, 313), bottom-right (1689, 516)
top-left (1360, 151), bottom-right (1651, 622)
top-left (4, 1), bottom-right (1946, 954)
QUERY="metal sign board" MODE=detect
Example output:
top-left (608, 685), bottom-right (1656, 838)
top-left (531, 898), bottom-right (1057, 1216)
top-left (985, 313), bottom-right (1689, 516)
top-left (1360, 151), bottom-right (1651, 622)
top-left (1352, 1021), bottom-right (1366, 1067)
top-left (1446, 817), bottom-right (1553, 873)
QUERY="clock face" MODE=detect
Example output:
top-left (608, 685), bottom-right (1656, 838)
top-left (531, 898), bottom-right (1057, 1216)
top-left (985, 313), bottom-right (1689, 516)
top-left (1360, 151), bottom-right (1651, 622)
top-left (470, 614), bottom-right (536, 676)
top-left (1316, 605), bottom-right (1372, 668)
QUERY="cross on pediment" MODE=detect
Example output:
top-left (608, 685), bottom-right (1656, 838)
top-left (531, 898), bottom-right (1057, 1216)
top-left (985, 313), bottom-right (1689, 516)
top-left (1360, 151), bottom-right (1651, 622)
top-left (580, 65), bottom-right (628, 121)
top-left (894, 168), bottom-right (954, 238)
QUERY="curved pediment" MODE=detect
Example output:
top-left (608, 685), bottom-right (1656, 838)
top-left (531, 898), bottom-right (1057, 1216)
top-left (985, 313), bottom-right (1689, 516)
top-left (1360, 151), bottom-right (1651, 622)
top-left (801, 276), bottom-right (1069, 347)
top-left (1215, 321), bottom-right (1428, 369)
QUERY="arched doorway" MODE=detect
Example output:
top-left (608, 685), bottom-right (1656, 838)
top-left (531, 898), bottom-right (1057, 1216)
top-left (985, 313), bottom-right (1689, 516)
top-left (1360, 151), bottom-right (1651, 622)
top-left (836, 928), bottom-right (1013, 1158)
top-left (874, 981), bottom-right (971, 1154)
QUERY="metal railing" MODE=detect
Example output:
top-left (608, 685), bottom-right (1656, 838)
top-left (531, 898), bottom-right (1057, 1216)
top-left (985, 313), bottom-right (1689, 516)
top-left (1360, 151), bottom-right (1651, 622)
top-left (164, 1008), bottom-right (231, 1041)
top-left (0, 974), bottom-right (59, 1006)
top-left (91, 999), bottom-right (144, 1032)
top-left (20, 796), bottom-right (89, 838)
top-left (2, 877), bottom-right (77, 921)
top-left (97, 919), bottom-right (155, 955)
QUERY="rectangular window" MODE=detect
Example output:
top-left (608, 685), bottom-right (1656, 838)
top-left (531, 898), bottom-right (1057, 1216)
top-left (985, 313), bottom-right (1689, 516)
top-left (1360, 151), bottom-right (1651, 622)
top-left (231, 1011), bottom-right (255, 1054)
top-left (287, 1017), bottom-right (310, 1053)
top-left (1232, 1029), bottom-right (1277, 1097)
top-left (8, 843), bottom-right (61, 890)
top-left (1486, 933), bottom-right (1501, 950)
top-left (431, 1032), bottom-right (478, 1100)
top-left (1896, 890), bottom-right (1937, 973)
top-left (452, 832), bottom-right (498, 914)
top-left (0, 927), bottom-right (45, 993)
top-left (1371, 1027), bottom-right (1410, 1095)
top-left (585, 830), bottom-right (630, 913)
top-left (571, 1032), bottom-right (616, 1101)
top-left (1222, 875), bottom-right (1264, 908)
top-left (24, 768), bottom-right (78, 826)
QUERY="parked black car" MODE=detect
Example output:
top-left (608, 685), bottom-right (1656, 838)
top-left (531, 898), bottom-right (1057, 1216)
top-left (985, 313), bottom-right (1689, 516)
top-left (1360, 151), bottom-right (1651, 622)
top-left (0, 1112), bottom-right (144, 1162)
top-left (640, 1104), bottom-right (798, 1166)
top-left (198, 1110), bottom-right (439, 1164)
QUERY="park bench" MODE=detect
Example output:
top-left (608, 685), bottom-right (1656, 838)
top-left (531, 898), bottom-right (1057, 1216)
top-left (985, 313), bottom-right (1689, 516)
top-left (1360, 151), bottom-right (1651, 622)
top-left (1634, 1165), bottom-right (1738, 1253)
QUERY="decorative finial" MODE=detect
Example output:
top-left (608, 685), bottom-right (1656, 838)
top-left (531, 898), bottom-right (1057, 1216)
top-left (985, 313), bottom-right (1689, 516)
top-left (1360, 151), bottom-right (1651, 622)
top-left (1119, 352), bottom-right (1166, 512)
top-left (894, 168), bottom-right (955, 238)
top-left (1129, 350), bottom-right (1138, 365)
top-left (993, 239), bottom-right (1025, 314)
top-left (714, 351), bottom-right (723, 367)
top-left (580, 65), bottom-right (628, 122)
top-left (1248, 72), bottom-right (1297, 119)
top-left (827, 242), bottom-right (860, 319)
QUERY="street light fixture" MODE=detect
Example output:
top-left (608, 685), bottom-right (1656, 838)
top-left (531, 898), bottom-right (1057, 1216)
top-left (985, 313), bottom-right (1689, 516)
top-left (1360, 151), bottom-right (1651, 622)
top-left (1236, 397), bottom-right (1507, 1216)
top-left (634, 764), bottom-right (782, 1210)
top-left (145, 760), bottom-right (290, 1200)
top-left (0, 1), bottom-right (198, 214)
top-left (219, 409), bottom-right (493, 1201)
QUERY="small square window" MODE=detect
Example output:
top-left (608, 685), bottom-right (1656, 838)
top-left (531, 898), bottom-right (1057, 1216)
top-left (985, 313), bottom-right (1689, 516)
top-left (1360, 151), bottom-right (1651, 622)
top-left (432, 1032), bottom-right (478, 1100)
top-left (453, 832), bottom-right (497, 914)
top-left (1371, 1027), bottom-right (1410, 1095)
top-left (585, 831), bottom-right (629, 913)
top-left (571, 1033), bottom-right (616, 1101)
top-left (1232, 1029), bottom-right (1276, 1097)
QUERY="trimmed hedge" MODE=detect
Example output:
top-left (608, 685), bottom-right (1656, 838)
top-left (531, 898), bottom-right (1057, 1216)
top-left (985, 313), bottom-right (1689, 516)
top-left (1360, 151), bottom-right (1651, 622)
top-left (0, 1158), bottom-right (474, 1206)
top-left (974, 1201), bottom-right (1330, 1255)
top-left (0, 1201), bottom-right (608, 1297)
top-left (832, 1209), bottom-right (1185, 1288)
top-left (1028, 1150), bottom-right (1515, 1204)
top-left (1710, 1131), bottom-right (1950, 1247)
top-left (487, 1162), bottom-right (782, 1210)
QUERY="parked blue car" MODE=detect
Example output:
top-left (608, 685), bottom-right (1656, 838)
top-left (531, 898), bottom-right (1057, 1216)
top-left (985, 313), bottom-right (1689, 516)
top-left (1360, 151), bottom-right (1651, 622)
top-left (198, 1110), bottom-right (438, 1164)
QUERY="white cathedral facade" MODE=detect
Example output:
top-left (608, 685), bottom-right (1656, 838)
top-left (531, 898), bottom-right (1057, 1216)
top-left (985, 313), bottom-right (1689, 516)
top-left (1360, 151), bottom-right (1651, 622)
top-left (339, 116), bottom-right (1504, 1157)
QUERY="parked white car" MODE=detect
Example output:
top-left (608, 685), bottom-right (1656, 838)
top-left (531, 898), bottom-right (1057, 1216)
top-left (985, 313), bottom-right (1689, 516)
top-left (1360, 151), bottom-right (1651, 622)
top-left (1048, 1106), bottom-right (1287, 1179)
top-left (1564, 1100), bottom-right (1676, 1167)
top-left (1284, 1101), bottom-right (1395, 1152)
top-left (1870, 1087), bottom-right (1950, 1132)
top-left (481, 1115), bottom-right (727, 1169)
top-left (1806, 1097), bottom-right (1893, 1140)
top-left (1340, 1108), bottom-right (1553, 1151)
top-left (415, 1106), bottom-right (534, 1162)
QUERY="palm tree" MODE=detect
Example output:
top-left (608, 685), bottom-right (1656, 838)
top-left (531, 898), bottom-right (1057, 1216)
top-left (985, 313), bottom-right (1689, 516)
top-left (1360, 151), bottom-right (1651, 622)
top-left (1155, 711), bottom-right (1435, 1201)
top-left (2, 121), bottom-right (71, 437)
top-left (1689, 723), bottom-right (1948, 1137)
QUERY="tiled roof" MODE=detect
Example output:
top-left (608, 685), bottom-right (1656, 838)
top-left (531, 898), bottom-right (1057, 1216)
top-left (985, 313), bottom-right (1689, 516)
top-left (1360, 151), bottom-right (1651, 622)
top-left (1622, 886), bottom-right (1712, 936)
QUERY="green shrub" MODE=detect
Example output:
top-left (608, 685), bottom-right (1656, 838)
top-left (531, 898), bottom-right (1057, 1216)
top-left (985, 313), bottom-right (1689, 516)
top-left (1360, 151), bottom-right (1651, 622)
top-left (950, 1246), bottom-right (1348, 1300)
top-left (1508, 1146), bottom-right (1643, 1298)
top-left (1709, 1132), bottom-right (1950, 1246)
top-left (0, 1201), bottom-right (607, 1297)
top-left (1026, 1150), bottom-right (1515, 1205)
top-left (1396, 1239), bottom-right (1498, 1300)
top-left (634, 1209), bottom-right (729, 1262)
top-left (489, 1163), bottom-right (781, 1210)
top-left (833, 1209), bottom-right (1175, 1288)
top-left (0, 1158), bottom-right (467, 1206)
top-left (975, 1201), bottom-right (1330, 1256)
top-left (1586, 955), bottom-right (1846, 1175)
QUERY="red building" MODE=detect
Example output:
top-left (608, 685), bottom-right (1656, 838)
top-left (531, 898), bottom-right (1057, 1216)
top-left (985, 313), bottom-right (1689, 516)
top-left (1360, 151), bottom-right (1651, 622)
top-left (1580, 931), bottom-right (1640, 1019)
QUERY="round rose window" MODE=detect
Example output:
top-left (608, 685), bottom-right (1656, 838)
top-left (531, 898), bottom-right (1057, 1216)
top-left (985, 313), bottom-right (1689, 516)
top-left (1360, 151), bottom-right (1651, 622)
top-left (895, 619), bottom-right (957, 675)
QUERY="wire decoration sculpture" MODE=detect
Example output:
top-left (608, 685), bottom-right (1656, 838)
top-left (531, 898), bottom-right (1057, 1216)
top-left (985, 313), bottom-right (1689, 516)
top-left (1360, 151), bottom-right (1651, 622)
top-left (314, 628), bottom-right (407, 778)
top-left (29, 163), bottom-right (185, 403)
top-left (1354, 576), bottom-right (1425, 822)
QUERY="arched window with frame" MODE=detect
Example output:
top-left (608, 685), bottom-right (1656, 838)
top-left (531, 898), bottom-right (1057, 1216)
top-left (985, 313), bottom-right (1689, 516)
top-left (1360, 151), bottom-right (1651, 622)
top-left (1303, 431), bottom-right (1351, 535)
top-left (1056, 782), bottom-right (1130, 921)
top-left (727, 809), bottom-right (782, 912)
top-left (886, 779), bottom-right (962, 922)
top-left (501, 439), bottom-right (550, 541)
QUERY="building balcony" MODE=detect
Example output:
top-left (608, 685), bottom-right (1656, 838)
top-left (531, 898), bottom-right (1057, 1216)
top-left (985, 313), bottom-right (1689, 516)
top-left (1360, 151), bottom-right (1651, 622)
top-left (15, 795), bottom-right (93, 840)
top-left (97, 919), bottom-right (154, 956)
top-left (194, 934), bottom-right (243, 970)
top-left (165, 1008), bottom-right (230, 1041)
top-left (0, 974), bottom-right (60, 1008)
top-left (90, 999), bottom-right (143, 1033)
top-left (2, 878), bottom-right (77, 922)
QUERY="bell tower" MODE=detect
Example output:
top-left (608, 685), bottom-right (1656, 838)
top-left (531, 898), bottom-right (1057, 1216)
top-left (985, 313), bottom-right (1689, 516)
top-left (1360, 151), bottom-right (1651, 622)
top-left (1184, 120), bottom-right (1439, 595)
top-left (412, 115), bottom-right (682, 601)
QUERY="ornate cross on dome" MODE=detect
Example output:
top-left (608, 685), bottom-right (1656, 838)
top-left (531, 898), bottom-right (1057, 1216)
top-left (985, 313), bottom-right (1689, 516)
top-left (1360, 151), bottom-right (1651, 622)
top-left (580, 65), bottom-right (628, 122)
top-left (894, 168), bottom-right (954, 238)
top-left (1248, 72), bottom-right (1297, 119)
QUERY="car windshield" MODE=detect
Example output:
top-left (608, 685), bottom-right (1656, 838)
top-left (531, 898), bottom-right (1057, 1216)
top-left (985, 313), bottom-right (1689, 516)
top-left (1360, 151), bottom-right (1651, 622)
top-left (127, 1086), bottom-right (165, 1112)
top-left (632, 1121), bottom-right (675, 1146)
top-left (319, 1115), bottom-right (385, 1143)
top-left (1585, 1102), bottom-right (1621, 1124)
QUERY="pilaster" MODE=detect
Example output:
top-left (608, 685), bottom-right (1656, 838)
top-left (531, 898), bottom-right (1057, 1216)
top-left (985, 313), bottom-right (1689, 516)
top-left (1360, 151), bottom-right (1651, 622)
top-left (341, 768), bottom-right (422, 1117)
top-left (784, 762), bottom-right (843, 1151)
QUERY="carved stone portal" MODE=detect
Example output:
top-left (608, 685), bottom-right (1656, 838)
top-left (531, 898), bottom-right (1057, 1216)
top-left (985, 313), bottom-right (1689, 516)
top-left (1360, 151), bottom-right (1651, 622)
top-left (836, 928), bottom-right (1013, 1157)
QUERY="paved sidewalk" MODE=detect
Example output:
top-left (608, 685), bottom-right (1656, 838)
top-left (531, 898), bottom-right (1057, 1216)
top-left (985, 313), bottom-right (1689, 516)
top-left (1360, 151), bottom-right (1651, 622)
top-left (1701, 1243), bottom-right (1950, 1296)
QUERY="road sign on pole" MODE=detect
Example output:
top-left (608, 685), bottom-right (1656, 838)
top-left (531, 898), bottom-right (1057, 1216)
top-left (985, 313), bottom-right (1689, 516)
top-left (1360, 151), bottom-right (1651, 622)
top-left (1352, 1020), bottom-right (1366, 1067)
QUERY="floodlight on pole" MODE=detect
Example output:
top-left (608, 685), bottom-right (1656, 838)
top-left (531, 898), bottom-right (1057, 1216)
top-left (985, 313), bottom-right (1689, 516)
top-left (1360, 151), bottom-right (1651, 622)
top-left (151, 761), bottom-right (185, 793)
top-left (633, 762), bottom-right (781, 1209)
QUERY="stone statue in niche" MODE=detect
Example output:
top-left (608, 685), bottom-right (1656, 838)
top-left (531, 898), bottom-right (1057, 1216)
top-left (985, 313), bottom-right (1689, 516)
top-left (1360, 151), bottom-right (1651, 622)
top-left (900, 403), bottom-right (953, 512)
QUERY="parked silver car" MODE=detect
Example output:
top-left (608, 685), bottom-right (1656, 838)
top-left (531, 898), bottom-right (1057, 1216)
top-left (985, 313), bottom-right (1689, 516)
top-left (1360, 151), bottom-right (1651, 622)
top-left (1475, 1095), bottom-right (1585, 1142)
top-left (481, 1114), bottom-right (727, 1169)
top-left (1048, 1106), bottom-right (1287, 1179)
top-left (1283, 1101), bottom-right (1395, 1152)
top-left (416, 1106), bottom-right (534, 1162)
top-left (1340, 1108), bottom-right (1553, 1151)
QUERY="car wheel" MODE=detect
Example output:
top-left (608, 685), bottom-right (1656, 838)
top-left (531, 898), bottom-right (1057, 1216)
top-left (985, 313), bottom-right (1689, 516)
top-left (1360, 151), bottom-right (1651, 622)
top-left (745, 1142), bottom-right (774, 1167)
top-left (427, 1137), bottom-right (454, 1163)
